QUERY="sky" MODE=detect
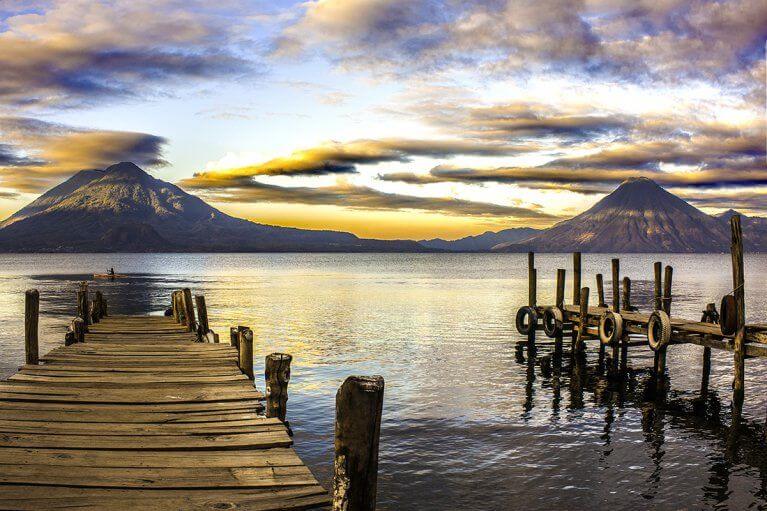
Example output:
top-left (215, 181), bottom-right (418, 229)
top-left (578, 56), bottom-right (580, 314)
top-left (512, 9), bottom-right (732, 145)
top-left (0, 0), bottom-right (764, 240)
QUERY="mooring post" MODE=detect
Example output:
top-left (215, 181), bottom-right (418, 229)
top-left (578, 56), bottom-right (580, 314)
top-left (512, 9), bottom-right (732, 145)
top-left (95, 291), bottom-right (105, 321)
top-left (662, 265), bottom-right (673, 316)
top-left (528, 252), bottom-right (536, 307)
top-left (730, 215), bottom-right (746, 422)
top-left (182, 288), bottom-right (196, 332)
top-left (654, 265), bottom-right (673, 396)
top-left (575, 287), bottom-right (589, 352)
top-left (171, 291), bottom-right (181, 323)
top-left (609, 259), bottom-right (620, 378)
top-left (554, 268), bottom-right (566, 362)
top-left (72, 317), bottom-right (85, 344)
top-left (229, 326), bottom-right (239, 348)
top-left (194, 295), bottom-right (209, 334)
top-left (238, 328), bottom-right (254, 379)
top-left (265, 353), bottom-right (292, 423)
top-left (572, 252), bottom-right (581, 305)
top-left (700, 304), bottom-right (716, 397)
top-left (77, 282), bottom-right (90, 327)
top-left (333, 375), bottom-right (384, 511)
top-left (620, 277), bottom-right (631, 372)
top-left (596, 274), bottom-right (606, 308)
top-left (654, 262), bottom-right (662, 311)
top-left (24, 289), bottom-right (39, 365)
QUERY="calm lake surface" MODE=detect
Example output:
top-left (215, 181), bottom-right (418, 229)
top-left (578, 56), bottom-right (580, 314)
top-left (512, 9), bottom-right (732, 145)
top-left (2, 253), bottom-right (767, 510)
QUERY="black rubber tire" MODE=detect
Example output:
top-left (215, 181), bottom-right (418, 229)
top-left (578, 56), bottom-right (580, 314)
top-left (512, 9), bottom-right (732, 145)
top-left (515, 306), bottom-right (538, 336)
top-left (647, 310), bottom-right (671, 351)
top-left (720, 295), bottom-right (738, 335)
top-left (542, 307), bottom-right (564, 338)
top-left (599, 311), bottom-right (623, 346)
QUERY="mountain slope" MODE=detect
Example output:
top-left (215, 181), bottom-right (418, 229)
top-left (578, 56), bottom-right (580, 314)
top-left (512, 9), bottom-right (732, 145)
top-left (493, 177), bottom-right (732, 253)
top-left (420, 227), bottom-right (540, 251)
top-left (0, 162), bottom-right (426, 252)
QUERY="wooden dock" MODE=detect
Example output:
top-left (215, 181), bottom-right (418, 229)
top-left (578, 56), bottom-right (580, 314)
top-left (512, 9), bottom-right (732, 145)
top-left (0, 311), bottom-right (330, 509)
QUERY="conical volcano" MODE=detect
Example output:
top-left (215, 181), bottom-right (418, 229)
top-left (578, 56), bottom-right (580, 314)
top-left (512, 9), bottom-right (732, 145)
top-left (494, 177), bottom-right (731, 253)
top-left (0, 162), bottom-right (424, 252)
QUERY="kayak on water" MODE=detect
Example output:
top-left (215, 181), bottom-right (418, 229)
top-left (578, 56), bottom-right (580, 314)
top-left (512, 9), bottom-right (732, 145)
top-left (93, 274), bottom-right (128, 279)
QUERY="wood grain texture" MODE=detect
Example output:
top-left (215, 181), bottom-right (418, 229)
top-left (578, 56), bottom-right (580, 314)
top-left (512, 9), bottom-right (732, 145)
top-left (0, 314), bottom-right (328, 510)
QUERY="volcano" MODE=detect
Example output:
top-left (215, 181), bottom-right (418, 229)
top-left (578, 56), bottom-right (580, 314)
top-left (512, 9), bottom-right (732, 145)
top-left (493, 177), bottom-right (735, 253)
top-left (0, 162), bottom-right (425, 252)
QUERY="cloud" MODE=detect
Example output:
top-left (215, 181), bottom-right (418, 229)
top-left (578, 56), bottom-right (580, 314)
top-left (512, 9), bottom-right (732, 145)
top-left (275, 0), bottom-right (766, 91)
top-left (0, 0), bottom-right (257, 109)
top-left (190, 138), bottom-right (537, 181)
top-left (0, 117), bottom-right (167, 192)
top-left (183, 177), bottom-right (559, 219)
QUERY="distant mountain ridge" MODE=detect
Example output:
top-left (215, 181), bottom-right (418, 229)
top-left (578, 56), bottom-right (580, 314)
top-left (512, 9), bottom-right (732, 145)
top-left (420, 227), bottom-right (540, 252)
top-left (492, 177), bottom-right (764, 253)
top-left (0, 162), bottom-right (426, 252)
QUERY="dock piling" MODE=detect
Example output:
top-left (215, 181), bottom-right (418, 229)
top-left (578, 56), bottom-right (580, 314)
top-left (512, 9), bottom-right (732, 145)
top-left (554, 269), bottom-right (566, 362)
top-left (333, 375), bottom-right (384, 511)
top-left (654, 262), bottom-right (662, 311)
top-left (596, 274), bottom-right (606, 308)
top-left (24, 289), bottom-right (39, 365)
top-left (238, 327), bottom-right (254, 379)
top-left (572, 252), bottom-right (581, 306)
top-left (576, 287), bottom-right (589, 352)
top-left (182, 288), bottom-right (196, 332)
top-left (77, 282), bottom-right (90, 327)
top-left (72, 317), bottom-right (86, 344)
top-left (620, 277), bottom-right (631, 371)
top-left (609, 259), bottom-right (620, 378)
top-left (265, 353), bottom-right (292, 423)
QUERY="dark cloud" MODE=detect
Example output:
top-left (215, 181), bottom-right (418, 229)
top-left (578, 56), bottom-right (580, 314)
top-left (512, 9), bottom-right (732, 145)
top-left (181, 176), bottom-right (559, 220)
top-left (0, 116), bottom-right (167, 192)
top-left (0, 1), bottom-right (257, 109)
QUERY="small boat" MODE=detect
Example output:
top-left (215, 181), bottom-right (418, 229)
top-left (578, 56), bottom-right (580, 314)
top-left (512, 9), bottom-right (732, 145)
top-left (93, 273), bottom-right (128, 279)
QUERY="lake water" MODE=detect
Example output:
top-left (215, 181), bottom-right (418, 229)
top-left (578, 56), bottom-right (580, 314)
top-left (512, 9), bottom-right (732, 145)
top-left (1, 253), bottom-right (767, 510)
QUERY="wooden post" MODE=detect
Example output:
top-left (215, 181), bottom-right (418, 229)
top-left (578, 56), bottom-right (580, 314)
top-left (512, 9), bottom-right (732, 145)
top-left (596, 274), bottom-right (606, 308)
top-left (265, 353), bottom-right (292, 422)
top-left (554, 269), bottom-right (565, 362)
top-left (654, 265), bottom-right (673, 397)
top-left (620, 277), bottom-right (631, 372)
top-left (701, 304), bottom-right (715, 397)
top-left (609, 259), bottom-right (620, 378)
top-left (662, 265), bottom-right (673, 315)
top-left (77, 282), bottom-right (90, 327)
top-left (90, 299), bottom-right (99, 323)
top-left (572, 252), bottom-right (581, 305)
top-left (72, 317), bottom-right (85, 344)
top-left (182, 288), bottom-right (196, 332)
top-left (238, 328), bottom-right (254, 379)
top-left (333, 375), bottom-right (384, 511)
top-left (171, 291), bottom-right (181, 323)
top-left (230, 326), bottom-right (239, 348)
top-left (24, 289), bottom-right (39, 365)
top-left (611, 259), bottom-right (620, 312)
top-left (194, 295), bottom-right (209, 334)
top-left (730, 215), bottom-right (745, 330)
top-left (575, 287), bottom-right (589, 352)
top-left (654, 262), bottom-right (662, 311)
top-left (95, 291), bottom-right (105, 320)
top-left (528, 252), bottom-right (536, 307)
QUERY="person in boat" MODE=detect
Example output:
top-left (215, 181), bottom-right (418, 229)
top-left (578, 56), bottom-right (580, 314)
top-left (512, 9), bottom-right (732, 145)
top-left (108, 267), bottom-right (115, 278)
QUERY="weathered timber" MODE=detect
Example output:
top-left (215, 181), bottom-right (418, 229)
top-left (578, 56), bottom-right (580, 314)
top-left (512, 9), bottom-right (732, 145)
top-left (333, 375), bottom-right (384, 511)
top-left (77, 282), bottom-right (90, 327)
top-left (238, 328), bottom-right (255, 380)
top-left (620, 277), bottom-right (631, 371)
top-left (733, 327), bottom-right (746, 422)
top-left (24, 290), bottom-right (39, 365)
top-left (596, 274), bottom-right (606, 308)
top-left (72, 318), bottom-right (86, 345)
top-left (171, 291), bottom-right (182, 323)
top-left (265, 353), bottom-right (292, 423)
top-left (576, 287), bottom-right (589, 352)
top-left (731, 215), bottom-right (745, 330)
top-left (554, 269), bottom-right (565, 361)
top-left (654, 262), bottom-right (662, 311)
top-left (194, 295), bottom-right (209, 335)
top-left (609, 260), bottom-right (620, 378)
top-left (181, 288), bottom-right (195, 332)
top-left (572, 252), bottom-right (581, 306)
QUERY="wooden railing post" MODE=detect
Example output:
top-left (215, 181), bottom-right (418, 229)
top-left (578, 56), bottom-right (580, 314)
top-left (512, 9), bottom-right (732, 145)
top-left (25, 289), bottom-right (39, 365)
top-left (182, 288), bottom-right (196, 332)
top-left (238, 328), bottom-right (254, 379)
top-left (333, 375), bottom-right (384, 511)
top-left (265, 353), bottom-right (292, 422)
top-left (195, 295), bottom-right (209, 334)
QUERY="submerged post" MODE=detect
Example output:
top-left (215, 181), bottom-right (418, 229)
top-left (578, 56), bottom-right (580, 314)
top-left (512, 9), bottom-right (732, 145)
top-left (238, 328), bottom-right (254, 379)
top-left (265, 353), bottom-right (292, 422)
top-left (194, 295), bottom-right (209, 334)
top-left (24, 289), bottom-right (39, 365)
top-left (333, 375), bottom-right (384, 511)
top-left (182, 288), bottom-right (196, 332)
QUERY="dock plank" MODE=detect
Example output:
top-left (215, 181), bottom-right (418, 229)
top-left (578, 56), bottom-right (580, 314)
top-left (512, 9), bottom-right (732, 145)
top-left (0, 315), bottom-right (329, 509)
